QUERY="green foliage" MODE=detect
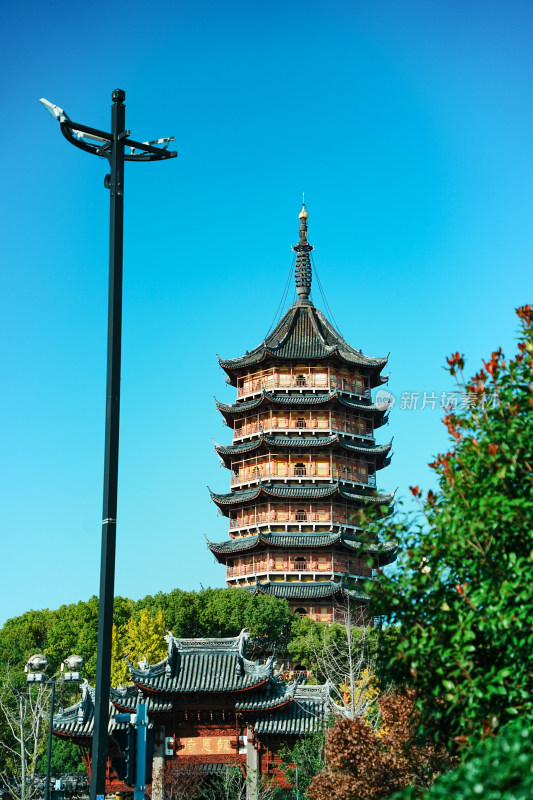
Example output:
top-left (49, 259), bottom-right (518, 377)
top-left (277, 728), bottom-right (327, 800)
top-left (369, 305), bottom-right (533, 747)
top-left (46, 739), bottom-right (86, 773)
top-left (287, 614), bottom-right (400, 688)
top-left (139, 587), bottom-right (291, 643)
top-left (0, 609), bottom-right (56, 669)
top-left (390, 717), bottom-right (533, 800)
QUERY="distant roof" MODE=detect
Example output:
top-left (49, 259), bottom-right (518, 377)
top-left (219, 303), bottom-right (388, 379)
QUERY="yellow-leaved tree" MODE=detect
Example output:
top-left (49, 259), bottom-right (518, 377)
top-left (110, 609), bottom-right (167, 686)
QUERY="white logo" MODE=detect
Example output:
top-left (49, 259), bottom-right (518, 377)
top-left (375, 389), bottom-right (395, 411)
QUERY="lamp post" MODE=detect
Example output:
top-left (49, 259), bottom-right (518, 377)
top-left (26, 655), bottom-right (84, 800)
top-left (39, 90), bottom-right (177, 800)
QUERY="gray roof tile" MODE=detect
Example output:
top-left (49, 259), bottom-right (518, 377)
top-left (219, 305), bottom-right (388, 376)
top-left (209, 482), bottom-right (395, 509)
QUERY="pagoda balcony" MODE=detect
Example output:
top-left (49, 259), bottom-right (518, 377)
top-left (227, 519), bottom-right (362, 536)
top-left (226, 557), bottom-right (373, 579)
top-left (228, 504), bottom-right (364, 533)
top-left (233, 410), bottom-right (374, 442)
top-left (236, 367), bottom-right (371, 400)
top-left (227, 566), bottom-right (373, 582)
top-left (230, 462), bottom-right (376, 489)
top-left (231, 474), bottom-right (376, 490)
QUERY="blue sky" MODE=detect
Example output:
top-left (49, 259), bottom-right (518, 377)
top-left (1, 0), bottom-right (532, 626)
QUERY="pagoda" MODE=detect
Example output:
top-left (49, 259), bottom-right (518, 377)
top-left (208, 204), bottom-right (396, 622)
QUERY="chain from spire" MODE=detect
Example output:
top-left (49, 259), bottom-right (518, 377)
top-left (293, 199), bottom-right (314, 305)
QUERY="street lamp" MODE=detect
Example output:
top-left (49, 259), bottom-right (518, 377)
top-left (26, 655), bottom-right (84, 800)
top-left (39, 90), bottom-right (177, 800)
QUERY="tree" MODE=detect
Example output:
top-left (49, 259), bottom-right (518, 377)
top-left (287, 604), bottom-right (380, 721)
top-left (308, 691), bottom-right (451, 800)
top-left (111, 609), bottom-right (168, 685)
top-left (369, 305), bottom-right (533, 747)
top-left (138, 587), bottom-right (291, 644)
top-left (277, 728), bottom-right (328, 800)
top-left (0, 667), bottom-right (51, 800)
top-left (390, 716), bottom-right (533, 800)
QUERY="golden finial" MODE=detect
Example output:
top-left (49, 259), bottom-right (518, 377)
top-left (299, 192), bottom-right (308, 220)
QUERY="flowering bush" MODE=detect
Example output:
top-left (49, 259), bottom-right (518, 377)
top-left (370, 305), bottom-right (533, 747)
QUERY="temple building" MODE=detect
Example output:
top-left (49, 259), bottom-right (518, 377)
top-left (208, 204), bottom-right (396, 621)
top-left (53, 632), bottom-right (334, 798)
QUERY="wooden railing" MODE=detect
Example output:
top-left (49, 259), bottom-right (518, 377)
top-left (236, 371), bottom-right (371, 399)
top-left (226, 560), bottom-right (369, 577)
top-left (230, 463), bottom-right (375, 487)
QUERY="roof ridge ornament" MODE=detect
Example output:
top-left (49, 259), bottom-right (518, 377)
top-left (293, 198), bottom-right (314, 305)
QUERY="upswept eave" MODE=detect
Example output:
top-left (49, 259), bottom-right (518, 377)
top-left (209, 482), bottom-right (395, 510)
top-left (214, 435), bottom-right (392, 467)
top-left (206, 532), bottom-right (397, 564)
top-left (126, 630), bottom-right (273, 694)
top-left (251, 580), bottom-right (371, 602)
top-left (218, 304), bottom-right (388, 378)
top-left (215, 390), bottom-right (389, 418)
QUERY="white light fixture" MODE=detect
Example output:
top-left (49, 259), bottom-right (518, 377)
top-left (39, 98), bottom-right (70, 123)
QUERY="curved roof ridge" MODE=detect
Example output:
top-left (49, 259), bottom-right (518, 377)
top-left (308, 305), bottom-right (329, 346)
top-left (268, 305), bottom-right (300, 349)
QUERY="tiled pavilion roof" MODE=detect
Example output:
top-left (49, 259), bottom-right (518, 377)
top-left (127, 630), bottom-right (273, 694)
top-left (254, 684), bottom-right (336, 735)
top-left (52, 635), bottom-right (337, 742)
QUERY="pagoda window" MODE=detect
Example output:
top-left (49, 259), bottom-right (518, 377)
top-left (295, 509), bottom-right (307, 522)
top-left (294, 557), bottom-right (307, 571)
top-left (278, 370), bottom-right (291, 388)
top-left (294, 462), bottom-right (307, 477)
top-left (294, 607), bottom-right (308, 617)
top-left (296, 374), bottom-right (307, 387)
top-left (316, 460), bottom-right (329, 477)
top-left (296, 417), bottom-right (306, 428)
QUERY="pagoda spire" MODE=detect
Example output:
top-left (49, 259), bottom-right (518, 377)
top-left (293, 196), bottom-right (314, 305)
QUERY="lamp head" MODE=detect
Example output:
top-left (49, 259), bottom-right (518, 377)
top-left (39, 98), bottom-right (70, 123)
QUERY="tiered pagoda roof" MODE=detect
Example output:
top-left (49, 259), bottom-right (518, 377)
top-left (218, 303), bottom-right (389, 382)
top-left (210, 482), bottom-right (395, 509)
top-left (214, 435), bottom-right (392, 468)
top-left (207, 532), bottom-right (396, 566)
top-left (251, 580), bottom-right (371, 602)
top-left (216, 390), bottom-right (390, 425)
